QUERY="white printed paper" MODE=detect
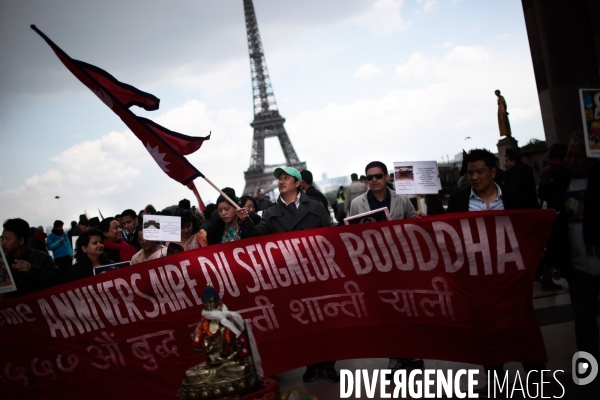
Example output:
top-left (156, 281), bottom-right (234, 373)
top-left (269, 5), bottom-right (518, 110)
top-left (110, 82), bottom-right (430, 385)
top-left (143, 215), bottom-right (181, 242)
top-left (0, 245), bottom-right (17, 294)
top-left (393, 161), bottom-right (440, 195)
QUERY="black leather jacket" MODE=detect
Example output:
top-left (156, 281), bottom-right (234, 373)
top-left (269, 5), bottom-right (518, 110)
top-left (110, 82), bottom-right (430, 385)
top-left (240, 191), bottom-right (331, 236)
top-left (547, 164), bottom-right (600, 278)
top-left (5, 247), bottom-right (62, 298)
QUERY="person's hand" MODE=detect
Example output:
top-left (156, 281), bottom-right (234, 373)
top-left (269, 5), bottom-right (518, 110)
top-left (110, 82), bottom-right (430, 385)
top-left (59, 237), bottom-right (64, 242)
top-left (236, 208), bottom-right (249, 221)
top-left (415, 211), bottom-right (427, 219)
top-left (550, 267), bottom-right (560, 280)
top-left (12, 259), bottom-right (32, 273)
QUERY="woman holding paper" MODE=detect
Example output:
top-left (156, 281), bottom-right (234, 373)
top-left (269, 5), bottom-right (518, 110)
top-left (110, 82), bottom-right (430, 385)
top-left (65, 228), bottom-right (112, 282)
top-left (131, 227), bottom-right (166, 264)
top-left (172, 208), bottom-right (203, 250)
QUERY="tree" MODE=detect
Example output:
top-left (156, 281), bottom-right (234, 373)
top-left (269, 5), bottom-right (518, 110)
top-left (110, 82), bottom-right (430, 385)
top-left (521, 138), bottom-right (546, 152)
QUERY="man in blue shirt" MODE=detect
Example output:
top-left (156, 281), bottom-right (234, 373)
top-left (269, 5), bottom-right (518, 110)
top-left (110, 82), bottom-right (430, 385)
top-left (447, 148), bottom-right (542, 382)
top-left (447, 148), bottom-right (527, 212)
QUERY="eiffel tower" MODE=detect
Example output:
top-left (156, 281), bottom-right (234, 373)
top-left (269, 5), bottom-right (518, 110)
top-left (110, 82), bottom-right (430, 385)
top-left (242, 0), bottom-right (306, 196)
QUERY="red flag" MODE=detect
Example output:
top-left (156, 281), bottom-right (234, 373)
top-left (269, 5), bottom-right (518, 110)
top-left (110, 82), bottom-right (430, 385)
top-left (140, 117), bottom-right (210, 156)
top-left (78, 61), bottom-right (160, 111)
top-left (31, 25), bottom-right (209, 186)
top-left (187, 182), bottom-right (206, 213)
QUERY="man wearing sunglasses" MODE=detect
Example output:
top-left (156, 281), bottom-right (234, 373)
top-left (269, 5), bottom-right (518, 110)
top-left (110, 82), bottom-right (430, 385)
top-left (348, 161), bottom-right (417, 220)
top-left (348, 161), bottom-right (422, 371)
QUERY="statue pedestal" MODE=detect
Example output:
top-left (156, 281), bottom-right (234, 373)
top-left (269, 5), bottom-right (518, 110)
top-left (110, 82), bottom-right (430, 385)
top-left (497, 136), bottom-right (519, 170)
top-left (176, 376), bottom-right (279, 400)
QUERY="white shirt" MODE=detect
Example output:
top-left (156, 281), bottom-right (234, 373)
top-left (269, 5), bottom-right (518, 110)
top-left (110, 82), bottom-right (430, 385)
top-left (468, 183), bottom-right (504, 211)
top-left (279, 191), bottom-right (301, 209)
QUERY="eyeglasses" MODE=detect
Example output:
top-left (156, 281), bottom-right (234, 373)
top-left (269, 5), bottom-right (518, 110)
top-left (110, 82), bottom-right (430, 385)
top-left (366, 173), bottom-right (385, 181)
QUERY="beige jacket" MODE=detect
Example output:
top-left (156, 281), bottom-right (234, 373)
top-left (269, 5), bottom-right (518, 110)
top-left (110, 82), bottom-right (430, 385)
top-left (344, 180), bottom-right (368, 213)
top-left (349, 188), bottom-right (416, 220)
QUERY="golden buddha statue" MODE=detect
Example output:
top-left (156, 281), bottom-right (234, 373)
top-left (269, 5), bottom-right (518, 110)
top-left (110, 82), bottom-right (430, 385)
top-left (180, 286), bottom-right (258, 399)
top-left (495, 89), bottom-right (512, 137)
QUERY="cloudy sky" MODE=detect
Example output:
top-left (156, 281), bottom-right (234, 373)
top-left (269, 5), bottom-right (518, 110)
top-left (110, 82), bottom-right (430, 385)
top-left (0, 0), bottom-right (544, 228)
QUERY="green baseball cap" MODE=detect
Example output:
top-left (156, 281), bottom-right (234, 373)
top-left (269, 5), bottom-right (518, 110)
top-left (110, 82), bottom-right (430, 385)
top-left (274, 167), bottom-right (302, 182)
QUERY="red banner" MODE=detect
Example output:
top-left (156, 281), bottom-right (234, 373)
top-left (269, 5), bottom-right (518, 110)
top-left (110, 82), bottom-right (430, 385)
top-left (0, 210), bottom-right (554, 399)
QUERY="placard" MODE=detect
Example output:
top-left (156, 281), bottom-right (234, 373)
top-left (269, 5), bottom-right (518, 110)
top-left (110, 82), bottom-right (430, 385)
top-left (143, 215), bottom-right (181, 242)
top-left (394, 161), bottom-right (440, 195)
top-left (344, 207), bottom-right (391, 225)
top-left (578, 88), bottom-right (600, 158)
top-left (93, 261), bottom-right (131, 276)
top-left (0, 245), bottom-right (17, 294)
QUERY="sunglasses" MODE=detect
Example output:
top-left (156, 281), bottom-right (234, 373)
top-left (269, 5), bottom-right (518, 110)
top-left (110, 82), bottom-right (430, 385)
top-left (366, 173), bottom-right (385, 181)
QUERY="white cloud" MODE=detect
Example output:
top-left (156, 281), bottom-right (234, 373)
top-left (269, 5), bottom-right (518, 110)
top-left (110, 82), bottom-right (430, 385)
top-left (436, 41), bottom-right (453, 49)
top-left (394, 45), bottom-right (491, 83)
top-left (25, 170), bottom-right (63, 187)
top-left (507, 106), bottom-right (541, 121)
top-left (493, 33), bottom-right (516, 41)
top-left (417, 0), bottom-right (438, 13)
top-left (285, 44), bottom-right (543, 180)
top-left (162, 58), bottom-right (249, 93)
top-left (353, 63), bottom-right (384, 79)
top-left (394, 52), bottom-right (431, 81)
top-left (358, 0), bottom-right (411, 35)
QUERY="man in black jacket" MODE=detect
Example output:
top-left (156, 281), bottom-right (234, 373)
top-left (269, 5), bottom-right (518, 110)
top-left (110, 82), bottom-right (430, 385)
top-left (1, 218), bottom-right (62, 298)
top-left (238, 167), bottom-right (331, 235)
top-left (300, 169), bottom-right (329, 215)
top-left (448, 148), bottom-right (528, 212)
top-left (121, 209), bottom-right (141, 251)
top-left (236, 166), bottom-right (337, 383)
top-left (548, 130), bottom-right (600, 361)
top-left (255, 189), bottom-right (272, 212)
top-left (504, 148), bottom-right (539, 209)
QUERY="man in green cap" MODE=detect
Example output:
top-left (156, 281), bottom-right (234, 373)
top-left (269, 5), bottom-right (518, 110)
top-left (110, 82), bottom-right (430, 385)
top-left (237, 167), bottom-right (330, 234)
top-left (236, 166), bottom-right (338, 383)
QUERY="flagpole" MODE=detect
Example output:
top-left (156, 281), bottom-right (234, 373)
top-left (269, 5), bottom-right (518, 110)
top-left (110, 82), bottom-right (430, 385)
top-left (201, 176), bottom-right (242, 210)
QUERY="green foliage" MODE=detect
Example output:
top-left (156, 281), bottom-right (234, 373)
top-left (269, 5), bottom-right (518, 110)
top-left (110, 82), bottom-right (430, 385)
top-left (521, 138), bottom-right (546, 152)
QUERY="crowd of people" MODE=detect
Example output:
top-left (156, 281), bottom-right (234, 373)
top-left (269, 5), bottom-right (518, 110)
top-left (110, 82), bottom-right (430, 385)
top-left (1, 129), bottom-right (598, 384)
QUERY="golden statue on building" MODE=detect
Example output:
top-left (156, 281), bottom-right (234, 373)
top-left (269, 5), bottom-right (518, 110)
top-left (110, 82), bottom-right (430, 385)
top-left (495, 89), bottom-right (512, 137)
